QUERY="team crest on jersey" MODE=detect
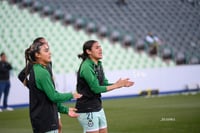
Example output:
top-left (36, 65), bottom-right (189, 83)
top-left (88, 119), bottom-right (94, 127)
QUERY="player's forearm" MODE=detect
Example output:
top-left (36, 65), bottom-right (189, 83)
top-left (57, 103), bottom-right (69, 114)
top-left (106, 83), bottom-right (121, 91)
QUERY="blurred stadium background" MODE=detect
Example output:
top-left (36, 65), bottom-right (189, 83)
top-left (0, 0), bottom-right (200, 132)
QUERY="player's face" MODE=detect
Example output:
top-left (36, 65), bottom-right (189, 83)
top-left (35, 44), bottom-right (51, 66)
top-left (88, 42), bottom-right (102, 62)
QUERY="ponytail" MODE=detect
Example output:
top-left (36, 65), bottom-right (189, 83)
top-left (23, 38), bottom-right (45, 85)
top-left (77, 53), bottom-right (88, 61)
top-left (23, 46), bottom-right (32, 85)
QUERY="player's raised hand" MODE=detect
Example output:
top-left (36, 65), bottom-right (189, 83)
top-left (123, 78), bottom-right (134, 87)
top-left (106, 78), bottom-right (134, 91)
top-left (116, 78), bottom-right (134, 88)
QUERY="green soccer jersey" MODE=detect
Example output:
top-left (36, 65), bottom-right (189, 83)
top-left (33, 64), bottom-right (73, 113)
top-left (79, 58), bottom-right (111, 94)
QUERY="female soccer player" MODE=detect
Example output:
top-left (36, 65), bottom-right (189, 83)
top-left (75, 40), bottom-right (134, 133)
top-left (19, 38), bottom-right (82, 133)
top-left (18, 37), bottom-right (64, 133)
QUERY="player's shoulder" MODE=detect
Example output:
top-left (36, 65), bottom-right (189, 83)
top-left (81, 59), bottom-right (94, 70)
top-left (33, 64), bottom-right (50, 77)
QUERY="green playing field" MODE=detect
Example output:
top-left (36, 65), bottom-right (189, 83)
top-left (0, 93), bottom-right (200, 133)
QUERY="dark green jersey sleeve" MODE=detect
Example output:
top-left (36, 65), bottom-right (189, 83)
top-left (80, 61), bottom-right (107, 94)
top-left (34, 64), bottom-right (73, 103)
top-left (57, 103), bottom-right (69, 114)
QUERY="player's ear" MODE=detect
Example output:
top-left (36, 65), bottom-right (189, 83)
top-left (35, 52), bottom-right (41, 59)
top-left (86, 49), bottom-right (91, 55)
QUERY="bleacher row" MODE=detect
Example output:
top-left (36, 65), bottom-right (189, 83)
top-left (10, 0), bottom-right (199, 65)
top-left (0, 0), bottom-right (176, 75)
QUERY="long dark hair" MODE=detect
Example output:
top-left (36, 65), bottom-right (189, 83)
top-left (23, 37), bottom-right (46, 85)
top-left (78, 40), bottom-right (97, 61)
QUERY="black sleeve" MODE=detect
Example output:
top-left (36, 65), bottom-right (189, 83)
top-left (18, 67), bottom-right (26, 83)
top-left (7, 63), bottom-right (12, 70)
top-left (18, 64), bottom-right (33, 83)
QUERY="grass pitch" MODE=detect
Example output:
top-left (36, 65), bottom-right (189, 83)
top-left (0, 93), bottom-right (200, 133)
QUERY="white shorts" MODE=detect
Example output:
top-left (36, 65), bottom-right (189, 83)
top-left (58, 112), bottom-right (61, 119)
top-left (45, 129), bottom-right (58, 133)
top-left (77, 109), bottom-right (107, 133)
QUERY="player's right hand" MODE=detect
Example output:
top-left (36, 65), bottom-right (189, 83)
top-left (73, 92), bottom-right (82, 99)
top-left (68, 107), bottom-right (79, 118)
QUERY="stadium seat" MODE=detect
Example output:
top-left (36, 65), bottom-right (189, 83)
top-left (31, 1), bottom-right (43, 12)
top-left (52, 9), bottom-right (64, 20)
top-left (85, 22), bottom-right (97, 34)
top-left (21, 0), bottom-right (33, 7)
top-left (189, 56), bottom-right (199, 64)
top-left (175, 52), bottom-right (187, 65)
top-left (98, 26), bottom-right (109, 38)
top-left (74, 18), bottom-right (86, 30)
top-left (8, 0), bottom-right (22, 4)
top-left (122, 35), bottom-right (134, 47)
top-left (41, 6), bottom-right (53, 16)
top-left (162, 47), bottom-right (173, 60)
top-left (110, 30), bottom-right (121, 43)
top-left (63, 13), bottom-right (74, 25)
